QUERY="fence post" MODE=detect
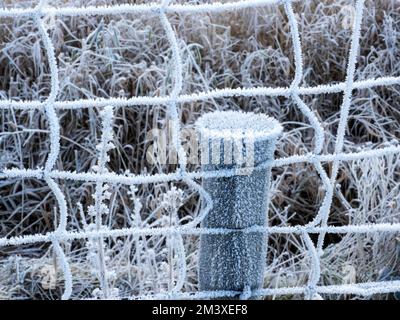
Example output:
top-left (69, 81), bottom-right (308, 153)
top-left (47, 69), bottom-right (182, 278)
top-left (195, 110), bottom-right (282, 298)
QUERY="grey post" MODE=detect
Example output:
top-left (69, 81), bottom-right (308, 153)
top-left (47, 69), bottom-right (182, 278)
top-left (195, 111), bottom-right (282, 298)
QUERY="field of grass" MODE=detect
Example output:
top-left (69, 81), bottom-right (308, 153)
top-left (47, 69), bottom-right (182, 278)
top-left (0, 0), bottom-right (399, 299)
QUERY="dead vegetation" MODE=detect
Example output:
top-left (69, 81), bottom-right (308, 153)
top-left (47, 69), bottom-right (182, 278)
top-left (0, 0), bottom-right (399, 299)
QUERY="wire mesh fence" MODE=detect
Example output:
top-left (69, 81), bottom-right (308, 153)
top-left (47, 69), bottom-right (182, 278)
top-left (0, 0), bottom-right (400, 300)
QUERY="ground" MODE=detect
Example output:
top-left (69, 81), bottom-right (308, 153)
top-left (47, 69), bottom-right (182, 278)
top-left (0, 0), bottom-right (399, 299)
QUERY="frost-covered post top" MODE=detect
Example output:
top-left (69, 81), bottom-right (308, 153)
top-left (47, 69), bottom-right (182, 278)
top-left (196, 111), bottom-right (282, 168)
top-left (195, 110), bottom-right (282, 141)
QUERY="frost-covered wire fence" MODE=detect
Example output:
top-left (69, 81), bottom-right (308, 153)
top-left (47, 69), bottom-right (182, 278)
top-left (0, 0), bottom-right (400, 300)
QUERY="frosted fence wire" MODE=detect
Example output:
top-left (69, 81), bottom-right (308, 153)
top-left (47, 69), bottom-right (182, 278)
top-left (0, 0), bottom-right (400, 300)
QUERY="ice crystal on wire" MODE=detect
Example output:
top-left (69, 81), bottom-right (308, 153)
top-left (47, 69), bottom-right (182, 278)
top-left (0, 0), bottom-right (399, 301)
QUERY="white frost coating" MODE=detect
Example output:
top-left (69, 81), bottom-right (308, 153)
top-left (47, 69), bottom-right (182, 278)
top-left (90, 105), bottom-right (116, 299)
top-left (0, 0), bottom-right (399, 300)
top-left (284, 0), bottom-right (330, 298)
top-left (172, 232), bottom-right (187, 293)
top-left (316, 0), bottom-right (365, 254)
top-left (2, 145), bottom-right (400, 184)
top-left (2, 222), bottom-right (400, 248)
top-left (0, 0), bottom-right (281, 18)
top-left (196, 110), bottom-right (283, 140)
top-left (35, 0), bottom-right (73, 300)
top-left (159, 4), bottom-right (187, 171)
top-left (159, 4), bottom-right (190, 292)
top-left (284, 0), bottom-right (325, 155)
top-left (302, 232), bottom-right (322, 300)
top-left (130, 279), bottom-right (400, 300)
top-left (196, 110), bottom-right (281, 295)
top-left (52, 239), bottom-right (73, 300)
top-left (0, 76), bottom-right (399, 111)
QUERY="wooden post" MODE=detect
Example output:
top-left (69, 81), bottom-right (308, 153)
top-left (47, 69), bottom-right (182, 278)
top-left (196, 111), bottom-right (282, 298)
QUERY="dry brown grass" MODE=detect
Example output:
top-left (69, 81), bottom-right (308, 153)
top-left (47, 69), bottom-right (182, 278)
top-left (0, 0), bottom-right (399, 299)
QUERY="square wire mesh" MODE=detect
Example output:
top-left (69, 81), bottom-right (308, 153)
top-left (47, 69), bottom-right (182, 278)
top-left (0, 0), bottom-right (399, 300)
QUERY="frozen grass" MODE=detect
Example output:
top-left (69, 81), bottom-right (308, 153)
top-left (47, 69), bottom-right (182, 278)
top-left (0, 0), bottom-right (399, 299)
